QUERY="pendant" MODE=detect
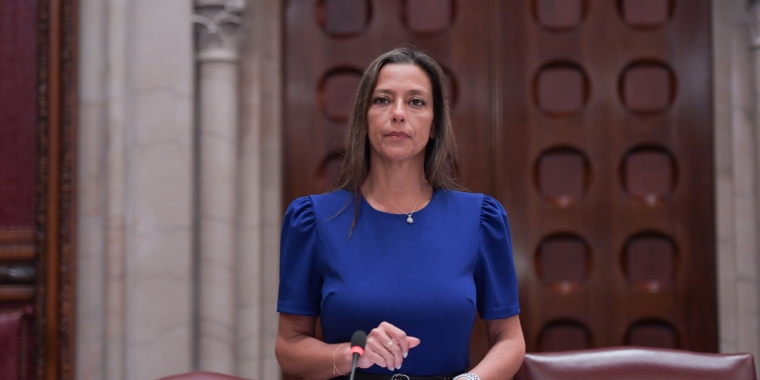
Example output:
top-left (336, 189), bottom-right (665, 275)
top-left (407, 216), bottom-right (413, 224)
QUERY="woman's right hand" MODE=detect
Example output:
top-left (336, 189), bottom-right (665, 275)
top-left (357, 321), bottom-right (421, 371)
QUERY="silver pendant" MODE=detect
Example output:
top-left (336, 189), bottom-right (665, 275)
top-left (407, 216), bottom-right (413, 224)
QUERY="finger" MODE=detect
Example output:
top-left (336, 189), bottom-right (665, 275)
top-left (379, 322), bottom-right (408, 367)
top-left (357, 352), bottom-right (386, 369)
top-left (371, 337), bottom-right (396, 370)
top-left (383, 337), bottom-right (406, 369)
top-left (406, 336), bottom-right (421, 350)
top-left (357, 348), bottom-right (387, 370)
top-left (367, 330), bottom-right (396, 370)
top-left (384, 337), bottom-right (404, 369)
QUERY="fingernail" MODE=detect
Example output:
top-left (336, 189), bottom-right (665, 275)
top-left (403, 352), bottom-right (408, 358)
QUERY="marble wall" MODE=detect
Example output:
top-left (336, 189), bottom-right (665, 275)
top-left (75, 0), bottom-right (760, 379)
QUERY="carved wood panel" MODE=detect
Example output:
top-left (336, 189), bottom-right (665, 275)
top-left (285, 0), bottom-right (493, 203)
top-left (284, 0), bottom-right (715, 376)
top-left (496, 0), bottom-right (715, 353)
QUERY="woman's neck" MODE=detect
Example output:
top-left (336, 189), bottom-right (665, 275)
top-left (362, 158), bottom-right (432, 213)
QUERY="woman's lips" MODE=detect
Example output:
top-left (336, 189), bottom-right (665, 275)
top-left (385, 131), bottom-right (409, 138)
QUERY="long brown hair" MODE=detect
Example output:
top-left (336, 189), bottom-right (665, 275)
top-left (333, 47), bottom-right (463, 232)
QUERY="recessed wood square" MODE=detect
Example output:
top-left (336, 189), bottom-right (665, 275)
top-left (538, 234), bottom-right (590, 292)
top-left (625, 320), bottom-right (679, 348)
top-left (535, 0), bottom-right (583, 30)
top-left (537, 65), bottom-right (586, 114)
top-left (404, 0), bottom-right (454, 34)
top-left (621, 0), bottom-right (671, 28)
top-left (624, 233), bottom-right (676, 293)
top-left (319, 0), bottom-right (371, 37)
top-left (622, 64), bottom-right (673, 113)
top-left (540, 321), bottom-right (591, 352)
top-left (319, 69), bottom-right (362, 121)
top-left (537, 148), bottom-right (589, 206)
top-left (315, 152), bottom-right (345, 193)
top-left (622, 148), bottom-right (675, 205)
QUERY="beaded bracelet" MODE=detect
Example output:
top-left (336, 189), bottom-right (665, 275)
top-left (454, 373), bottom-right (481, 380)
top-left (332, 343), bottom-right (348, 376)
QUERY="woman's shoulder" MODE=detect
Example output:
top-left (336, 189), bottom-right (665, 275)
top-left (308, 189), bottom-right (351, 207)
top-left (437, 189), bottom-right (485, 205)
top-left (295, 189), bottom-right (353, 219)
top-left (283, 190), bottom-right (352, 230)
top-left (437, 190), bottom-right (506, 218)
top-left (285, 190), bottom-right (350, 208)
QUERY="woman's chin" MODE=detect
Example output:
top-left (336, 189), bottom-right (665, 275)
top-left (376, 150), bottom-right (424, 163)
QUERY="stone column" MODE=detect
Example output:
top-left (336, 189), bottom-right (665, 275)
top-left (237, 0), bottom-right (283, 378)
top-left (193, 0), bottom-right (244, 373)
top-left (745, 0), bottom-right (760, 360)
top-left (714, 0), bottom-right (760, 368)
top-left (77, 0), bottom-right (196, 379)
top-left (125, 0), bottom-right (196, 378)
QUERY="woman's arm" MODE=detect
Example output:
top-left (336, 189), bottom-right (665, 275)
top-left (464, 315), bottom-right (525, 380)
top-left (275, 313), bottom-right (353, 380)
top-left (276, 313), bottom-right (423, 379)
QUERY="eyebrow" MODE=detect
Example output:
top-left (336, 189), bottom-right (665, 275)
top-left (372, 88), bottom-right (430, 97)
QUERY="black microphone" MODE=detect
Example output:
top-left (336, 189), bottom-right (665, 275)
top-left (348, 330), bottom-right (367, 380)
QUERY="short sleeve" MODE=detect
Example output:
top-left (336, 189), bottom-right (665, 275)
top-left (277, 196), bottom-right (322, 316)
top-left (476, 195), bottom-right (521, 320)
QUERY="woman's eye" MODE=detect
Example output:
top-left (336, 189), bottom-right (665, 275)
top-left (410, 98), bottom-right (425, 106)
top-left (373, 97), bottom-right (389, 104)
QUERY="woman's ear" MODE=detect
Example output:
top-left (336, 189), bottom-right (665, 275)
top-left (429, 124), bottom-right (436, 139)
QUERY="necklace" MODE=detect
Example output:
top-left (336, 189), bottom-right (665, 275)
top-left (370, 183), bottom-right (423, 224)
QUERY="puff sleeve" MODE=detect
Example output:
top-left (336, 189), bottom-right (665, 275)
top-left (277, 196), bottom-right (322, 316)
top-left (475, 195), bottom-right (521, 320)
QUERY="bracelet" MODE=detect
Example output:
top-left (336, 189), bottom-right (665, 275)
top-left (332, 343), bottom-right (348, 376)
top-left (454, 373), bottom-right (481, 380)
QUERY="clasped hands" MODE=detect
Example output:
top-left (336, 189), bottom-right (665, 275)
top-left (357, 321), bottom-right (421, 371)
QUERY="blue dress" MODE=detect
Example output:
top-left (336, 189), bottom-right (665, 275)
top-left (277, 190), bottom-right (520, 377)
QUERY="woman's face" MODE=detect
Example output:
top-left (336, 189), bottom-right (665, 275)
top-left (367, 63), bottom-right (434, 165)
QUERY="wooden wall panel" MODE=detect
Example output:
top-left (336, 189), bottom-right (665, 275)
top-left (284, 0), bottom-right (495, 204)
top-left (497, 0), bottom-right (716, 352)
top-left (284, 2), bottom-right (497, 376)
top-left (284, 0), bottom-right (716, 376)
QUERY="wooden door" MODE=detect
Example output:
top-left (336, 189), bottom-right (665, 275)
top-left (283, 0), bottom-right (715, 375)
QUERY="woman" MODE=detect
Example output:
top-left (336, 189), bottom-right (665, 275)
top-left (275, 47), bottom-right (525, 380)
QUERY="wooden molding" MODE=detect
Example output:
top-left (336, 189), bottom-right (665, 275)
top-left (34, 0), bottom-right (78, 379)
top-left (0, 285), bottom-right (36, 302)
top-left (0, 228), bottom-right (36, 262)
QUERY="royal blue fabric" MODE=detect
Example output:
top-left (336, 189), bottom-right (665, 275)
top-left (277, 190), bottom-right (520, 377)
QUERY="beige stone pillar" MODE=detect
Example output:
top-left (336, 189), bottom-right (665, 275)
top-left (713, 0), bottom-right (760, 368)
top-left (237, 0), bottom-right (283, 378)
top-left (193, 0), bottom-right (244, 373)
top-left (77, 0), bottom-right (196, 379)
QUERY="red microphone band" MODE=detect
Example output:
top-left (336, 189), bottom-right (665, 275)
top-left (350, 346), bottom-right (364, 356)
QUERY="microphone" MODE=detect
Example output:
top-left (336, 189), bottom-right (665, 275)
top-left (348, 330), bottom-right (367, 380)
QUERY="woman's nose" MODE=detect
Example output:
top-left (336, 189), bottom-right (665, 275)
top-left (391, 100), bottom-right (406, 123)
